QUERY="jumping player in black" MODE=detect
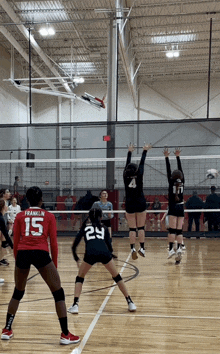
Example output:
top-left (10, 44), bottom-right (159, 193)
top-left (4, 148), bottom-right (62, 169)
top-left (68, 208), bottom-right (136, 314)
top-left (163, 147), bottom-right (185, 264)
top-left (123, 143), bottom-right (152, 260)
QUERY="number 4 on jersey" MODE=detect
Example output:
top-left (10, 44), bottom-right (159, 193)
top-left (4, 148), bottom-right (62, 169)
top-left (128, 178), bottom-right (137, 188)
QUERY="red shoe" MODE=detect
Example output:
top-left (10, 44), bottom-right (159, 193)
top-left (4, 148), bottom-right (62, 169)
top-left (1, 328), bottom-right (13, 340)
top-left (60, 331), bottom-right (80, 345)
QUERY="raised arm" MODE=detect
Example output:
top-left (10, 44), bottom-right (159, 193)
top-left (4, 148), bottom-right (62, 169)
top-left (125, 143), bottom-right (135, 169)
top-left (163, 147), bottom-right (171, 181)
top-left (138, 143), bottom-right (152, 175)
top-left (174, 148), bottom-right (185, 183)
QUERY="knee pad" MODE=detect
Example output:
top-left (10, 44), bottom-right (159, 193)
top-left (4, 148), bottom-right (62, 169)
top-left (52, 287), bottom-right (65, 303)
top-left (113, 274), bottom-right (122, 283)
top-left (176, 229), bottom-right (183, 235)
top-left (137, 226), bottom-right (145, 230)
top-left (168, 228), bottom-right (176, 234)
top-left (12, 287), bottom-right (25, 301)
top-left (75, 276), bottom-right (84, 284)
top-left (129, 228), bottom-right (137, 232)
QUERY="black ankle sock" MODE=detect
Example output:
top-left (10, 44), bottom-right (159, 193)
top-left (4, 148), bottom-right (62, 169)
top-left (59, 316), bottom-right (68, 336)
top-left (130, 244), bottom-right (135, 250)
top-left (169, 242), bottom-right (174, 251)
top-left (177, 243), bottom-right (182, 249)
top-left (73, 297), bottom-right (79, 306)
top-left (126, 296), bottom-right (132, 304)
top-left (5, 313), bottom-right (15, 330)
top-left (140, 242), bottom-right (145, 249)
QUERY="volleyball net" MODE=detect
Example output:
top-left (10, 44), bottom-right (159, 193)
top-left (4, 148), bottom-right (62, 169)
top-left (1, 155), bottom-right (220, 234)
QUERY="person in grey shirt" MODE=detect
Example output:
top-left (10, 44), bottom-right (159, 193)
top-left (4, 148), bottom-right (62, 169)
top-left (92, 190), bottom-right (117, 258)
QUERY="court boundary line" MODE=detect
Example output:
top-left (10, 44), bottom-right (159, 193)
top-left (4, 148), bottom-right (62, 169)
top-left (0, 309), bottom-right (219, 321)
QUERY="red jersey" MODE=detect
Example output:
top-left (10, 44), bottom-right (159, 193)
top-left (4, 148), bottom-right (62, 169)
top-left (13, 207), bottom-right (58, 268)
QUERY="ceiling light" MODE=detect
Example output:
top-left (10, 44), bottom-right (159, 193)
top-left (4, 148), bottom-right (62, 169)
top-left (39, 28), bottom-right (48, 36)
top-left (47, 28), bottom-right (55, 36)
top-left (73, 77), bottom-right (85, 83)
top-left (173, 51), bottom-right (180, 57)
top-left (39, 26), bottom-right (55, 37)
top-left (166, 52), bottom-right (174, 58)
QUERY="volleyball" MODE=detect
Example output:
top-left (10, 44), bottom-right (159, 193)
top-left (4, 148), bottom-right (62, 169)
top-left (206, 169), bottom-right (219, 179)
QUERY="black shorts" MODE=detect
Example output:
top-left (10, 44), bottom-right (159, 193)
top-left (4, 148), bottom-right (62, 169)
top-left (125, 199), bottom-right (146, 214)
top-left (84, 251), bottom-right (112, 266)
top-left (16, 250), bottom-right (52, 270)
top-left (102, 219), bottom-right (111, 228)
top-left (168, 204), bottom-right (184, 217)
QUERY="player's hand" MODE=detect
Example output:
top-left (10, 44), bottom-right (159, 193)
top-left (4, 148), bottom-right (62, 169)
top-left (174, 147), bottom-right (181, 156)
top-left (163, 147), bottom-right (170, 157)
top-left (143, 143), bottom-right (152, 151)
top-left (128, 143), bottom-right (135, 152)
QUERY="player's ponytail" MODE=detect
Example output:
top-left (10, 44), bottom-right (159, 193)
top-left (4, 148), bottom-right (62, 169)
top-left (89, 207), bottom-right (102, 230)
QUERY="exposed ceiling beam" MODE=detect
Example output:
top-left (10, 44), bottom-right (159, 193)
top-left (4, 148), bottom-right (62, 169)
top-left (0, 0), bottom-right (72, 93)
top-left (0, 26), bottom-right (56, 90)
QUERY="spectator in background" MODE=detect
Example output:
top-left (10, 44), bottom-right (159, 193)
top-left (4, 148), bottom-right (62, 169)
top-left (186, 191), bottom-right (204, 233)
top-left (13, 176), bottom-right (19, 195)
top-left (150, 197), bottom-right (162, 231)
top-left (92, 190), bottom-right (117, 258)
top-left (8, 197), bottom-right (21, 236)
top-left (64, 193), bottom-right (74, 220)
top-left (0, 189), bottom-right (12, 266)
top-left (205, 186), bottom-right (220, 231)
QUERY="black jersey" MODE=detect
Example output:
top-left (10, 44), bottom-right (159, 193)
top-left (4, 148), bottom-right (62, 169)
top-left (0, 213), bottom-right (13, 249)
top-left (123, 150), bottom-right (147, 213)
top-left (165, 156), bottom-right (185, 206)
top-left (72, 222), bottom-right (113, 263)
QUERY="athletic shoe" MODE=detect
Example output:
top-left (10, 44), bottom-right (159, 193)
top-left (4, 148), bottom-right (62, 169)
top-left (175, 248), bottom-right (182, 263)
top-left (131, 249), bottom-right (138, 260)
top-left (182, 244), bottom-right (186, 251)
top-left (112, 253), bottom-right (117, 259)
top-left (167, 248), bottom-right (176, 259)
top-left (67, 304), bottom-right (79, 314)
top-left (60, 331), bottom-right (80, 345)
top-left (0, 278), bottom-right (4, 283)
top-left (128, 301), bottom-right (136, 312)
top-left (1, 328), bottom-right (13, 340)
top-left (0, 259), bottom-right (9, 266)
top-left (138, 248), bottom-right (145, 257)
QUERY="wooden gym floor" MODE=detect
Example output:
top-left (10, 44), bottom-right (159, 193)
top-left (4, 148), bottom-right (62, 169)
top-left (0, 236), bottom-right (220, 354)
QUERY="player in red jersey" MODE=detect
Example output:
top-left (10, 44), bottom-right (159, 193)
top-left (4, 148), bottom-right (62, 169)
top-left (1, 186), bottom-right (80, 345)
